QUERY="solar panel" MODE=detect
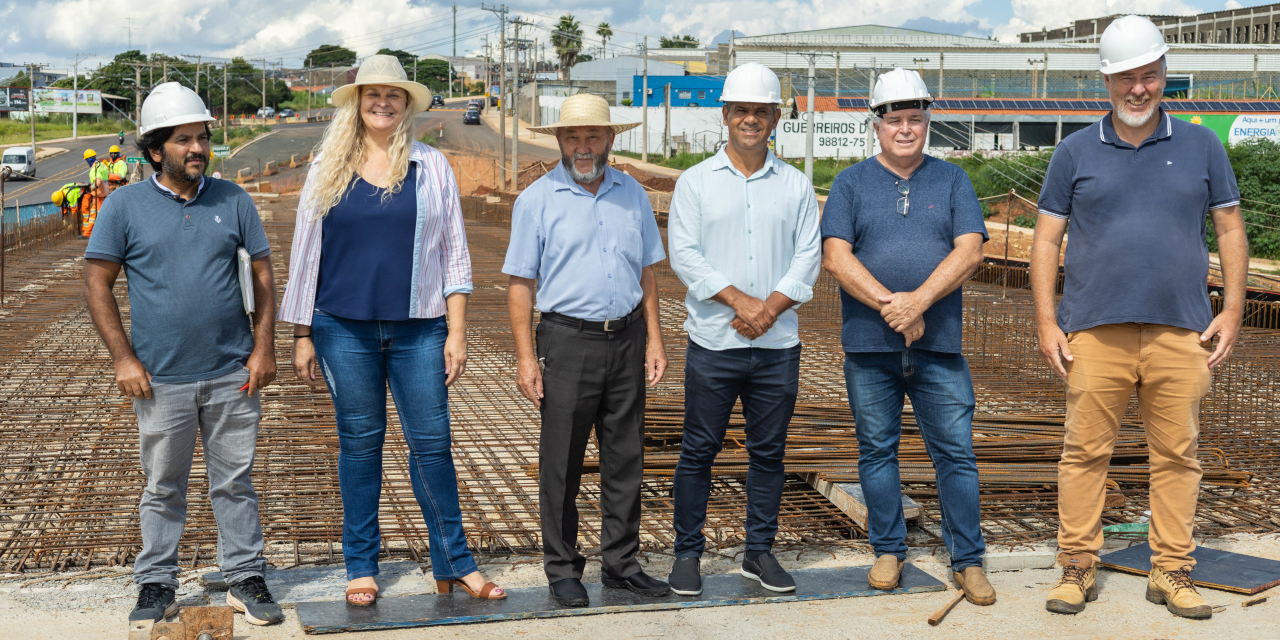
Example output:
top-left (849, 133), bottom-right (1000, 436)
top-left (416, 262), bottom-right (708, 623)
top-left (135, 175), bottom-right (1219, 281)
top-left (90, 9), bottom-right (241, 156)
top-left (1015, 100), bottom-right (1033, 110)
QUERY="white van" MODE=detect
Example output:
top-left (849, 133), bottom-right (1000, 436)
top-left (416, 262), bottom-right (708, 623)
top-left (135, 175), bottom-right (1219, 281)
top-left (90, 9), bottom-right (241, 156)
top-left (1, 147), bottom-right (35, 180)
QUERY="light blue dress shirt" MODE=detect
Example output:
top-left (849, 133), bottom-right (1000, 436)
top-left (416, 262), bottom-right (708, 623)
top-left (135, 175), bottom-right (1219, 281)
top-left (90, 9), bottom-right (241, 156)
top-left (668, 149), bottom-right (822, 351)
top-left (502, 162), bottom-right (666, 321)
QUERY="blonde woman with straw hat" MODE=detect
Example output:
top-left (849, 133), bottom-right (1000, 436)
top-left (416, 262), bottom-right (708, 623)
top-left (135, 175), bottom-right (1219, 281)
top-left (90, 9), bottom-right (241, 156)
top-left (280, 54), bottom-right (505, 605)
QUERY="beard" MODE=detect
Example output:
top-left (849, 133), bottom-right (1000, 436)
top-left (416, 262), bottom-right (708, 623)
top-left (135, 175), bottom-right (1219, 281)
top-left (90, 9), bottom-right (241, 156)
top-left (161, 150), bottom-right (207, 186)
top-left (562, 150), bottom-right (608, 184)
top-left (1112, 97), bottom-right (1158, 128)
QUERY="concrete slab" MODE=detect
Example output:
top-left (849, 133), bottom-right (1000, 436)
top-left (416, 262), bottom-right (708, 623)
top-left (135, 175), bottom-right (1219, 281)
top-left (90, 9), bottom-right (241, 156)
top-left (295, 564), bottom-right (946, 634)
top-left (199, 561), bottom-right (434, 605)
top-left (983, 550), bottom-right (1058, 572)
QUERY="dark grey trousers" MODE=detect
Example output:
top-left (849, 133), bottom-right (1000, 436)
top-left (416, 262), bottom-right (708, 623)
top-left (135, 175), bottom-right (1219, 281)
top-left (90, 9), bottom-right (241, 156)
top-left (536, 317), bottom-right (646, 583)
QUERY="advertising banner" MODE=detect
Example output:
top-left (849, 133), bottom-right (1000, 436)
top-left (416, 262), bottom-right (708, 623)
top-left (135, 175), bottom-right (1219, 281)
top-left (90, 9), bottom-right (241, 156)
top-left (0, 87), bottom-right (30, 111)
top-left (31, 88), bottom-right (102, 114)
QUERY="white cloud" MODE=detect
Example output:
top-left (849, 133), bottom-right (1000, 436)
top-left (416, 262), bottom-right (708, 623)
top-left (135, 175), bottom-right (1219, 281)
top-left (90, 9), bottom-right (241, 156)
top-left (1225, 0), bottom-right (1243, 8)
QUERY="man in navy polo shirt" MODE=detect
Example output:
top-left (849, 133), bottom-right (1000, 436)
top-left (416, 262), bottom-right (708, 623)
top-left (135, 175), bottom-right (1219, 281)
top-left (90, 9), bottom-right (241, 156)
top-left (822, 69), bottom-right (993, 605)
top-left (1033, 16), bottom-right (1249, 620)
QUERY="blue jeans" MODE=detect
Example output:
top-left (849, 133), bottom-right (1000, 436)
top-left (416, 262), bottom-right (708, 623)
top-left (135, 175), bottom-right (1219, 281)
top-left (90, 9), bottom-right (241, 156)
top-left (311, 312), bottom-right (479, 581)
top-left (843, 350), bottom-right (985, 571)
top-left (673, 340), bottom-right (801, 557)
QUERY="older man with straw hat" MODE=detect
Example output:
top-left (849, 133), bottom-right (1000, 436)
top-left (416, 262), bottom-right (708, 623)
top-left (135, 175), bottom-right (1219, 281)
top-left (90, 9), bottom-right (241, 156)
top-left (504, 93), bottom-right (670, 607)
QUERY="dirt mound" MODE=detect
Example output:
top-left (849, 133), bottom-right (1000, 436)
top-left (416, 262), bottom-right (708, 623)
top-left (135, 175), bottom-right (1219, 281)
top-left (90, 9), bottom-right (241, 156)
top-left (617, 163), bottom-right (676, 192)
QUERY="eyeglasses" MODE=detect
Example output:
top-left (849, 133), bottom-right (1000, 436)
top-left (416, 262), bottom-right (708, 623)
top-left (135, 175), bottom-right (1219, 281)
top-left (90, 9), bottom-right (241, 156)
top-left (896, 180), bottom-right (910, 216)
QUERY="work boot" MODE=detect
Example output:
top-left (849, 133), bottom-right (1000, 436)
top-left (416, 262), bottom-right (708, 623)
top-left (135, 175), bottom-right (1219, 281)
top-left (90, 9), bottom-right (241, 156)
top-left (867, 555), bottom-right (905, 590)
top-left (952, 566), bottom-right (996, 606)
top-left (1147, 566), bottom-right (1212, 619)
top-left (1046, 555), bottom-right (1097, 614)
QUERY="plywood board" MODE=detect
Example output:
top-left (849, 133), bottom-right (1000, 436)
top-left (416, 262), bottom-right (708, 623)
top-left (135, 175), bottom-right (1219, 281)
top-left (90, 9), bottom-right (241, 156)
top-left (1099, 543), bottom-right (1280, 594)
top-left (802, 474), bottom-right (922, 529)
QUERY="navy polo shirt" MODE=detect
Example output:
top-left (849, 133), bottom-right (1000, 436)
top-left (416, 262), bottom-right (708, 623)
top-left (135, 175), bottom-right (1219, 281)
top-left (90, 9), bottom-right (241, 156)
top-left (1037, 110), bottom-right (1240, 334)
top-left (822, 155), bottom-right (989, 353)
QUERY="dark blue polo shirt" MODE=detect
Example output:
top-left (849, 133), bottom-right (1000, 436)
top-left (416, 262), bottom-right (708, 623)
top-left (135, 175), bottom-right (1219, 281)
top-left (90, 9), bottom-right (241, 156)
top-left (1038, 110), bottom-right (1240, 334)
top-left (822, 155), bottom-right (989, 353)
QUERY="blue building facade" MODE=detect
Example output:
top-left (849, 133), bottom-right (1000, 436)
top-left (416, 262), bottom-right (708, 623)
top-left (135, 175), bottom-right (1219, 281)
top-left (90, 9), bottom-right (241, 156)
top-left (631, 75), bottom-right (725, 107)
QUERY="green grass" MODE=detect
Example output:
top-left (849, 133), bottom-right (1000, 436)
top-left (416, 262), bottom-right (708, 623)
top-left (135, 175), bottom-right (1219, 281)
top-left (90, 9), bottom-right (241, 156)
top-left (0, 116), bottom-right (133, 146)
top-left (277, 90), bottom-right (331, 111)
top-left (418, 132), bottom-right (437, 147)
top-left (780, 158), bottom-right (858, 192)
top-left (613, 150), bottom-right (716, 170)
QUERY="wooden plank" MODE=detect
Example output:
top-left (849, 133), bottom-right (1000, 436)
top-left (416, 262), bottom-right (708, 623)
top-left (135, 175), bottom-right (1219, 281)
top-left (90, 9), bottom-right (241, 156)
top-left (1099, 543), bottom-right (1280, 595)
top-left (803, 474), bottom-right (922, 529)
top-left (296, 564), bottom-right (946, 634)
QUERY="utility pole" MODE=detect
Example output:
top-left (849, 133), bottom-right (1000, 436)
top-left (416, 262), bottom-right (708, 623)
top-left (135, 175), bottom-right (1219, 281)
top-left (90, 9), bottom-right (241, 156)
top-left (482, 4), bottom-right (508, 188)
top-left (530, 39), bottom-right (539, 138)
top-left (642, 36), bottom-right (649, 162)
top-left (307, 58), bottom-right (313, 119)
top-left (804, 52), bottom-right (815, 181)
top-left (260, 59), bottom-right (267, 116)
top-left (450, 4), bottom-right (457, 99)
top-left (223, 62), bottom-right (229, 142)
top-left (511, 18), bottom-right (532, 188)
top-left (195, 55), bottom-right (201, 96)
top-left (27, 63), bottom-right (36, 156)
top-left (73, 53), bottom-right (95, 140)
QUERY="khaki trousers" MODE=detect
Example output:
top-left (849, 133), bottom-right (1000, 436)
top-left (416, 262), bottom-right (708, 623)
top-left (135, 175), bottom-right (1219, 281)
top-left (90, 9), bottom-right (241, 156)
top-left (1057, 323), bottom-right (1211, 571)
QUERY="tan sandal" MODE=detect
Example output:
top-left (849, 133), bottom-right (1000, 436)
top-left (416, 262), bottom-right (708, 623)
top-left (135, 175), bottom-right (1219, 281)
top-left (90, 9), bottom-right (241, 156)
top-left (437, 579), bottom-right (507, 600)
top-left (345, 587), bottom-right (379, 606)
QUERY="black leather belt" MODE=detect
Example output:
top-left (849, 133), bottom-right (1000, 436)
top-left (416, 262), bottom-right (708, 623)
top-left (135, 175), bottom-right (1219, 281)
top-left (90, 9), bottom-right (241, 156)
top-left (542, 307), bottom-right (643, 332)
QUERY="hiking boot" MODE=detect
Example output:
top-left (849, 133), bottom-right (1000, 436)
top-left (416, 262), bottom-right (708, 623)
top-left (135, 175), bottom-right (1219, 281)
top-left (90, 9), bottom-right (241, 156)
top-left (227, 576), bottom-right (284, 626)
top-left (668, 557), bottom-right (703, 596)
top-left (867, 555), bottom-right (905, 590)
top-left (1046, 556), bottom-right (1097, 614)
top-left (1147, 566), bottom-right (1212, 619)
top-left (953, 566), bottom-right (996, 606)
top-left (741, 551), bottom-right (795, 593)
top-left (129, 583), bottom-right (178, 622)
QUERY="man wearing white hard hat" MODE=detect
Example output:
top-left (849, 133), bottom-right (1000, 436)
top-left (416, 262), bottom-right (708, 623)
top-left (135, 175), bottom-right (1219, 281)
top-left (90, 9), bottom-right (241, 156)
top-left (821, 68), bottom-right (993, 604)
top-left (504, 93), bottom-right (671, 607)
top-left (84, 82), bottom-right (283, 625)
top-left (1033, 15), bottom-right (1247, 619)
top-left (666, 62), bottom-right (821, 596)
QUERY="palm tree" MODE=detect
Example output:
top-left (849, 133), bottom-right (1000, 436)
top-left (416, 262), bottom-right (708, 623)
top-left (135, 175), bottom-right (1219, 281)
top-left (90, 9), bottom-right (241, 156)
top-left (596, 22), bottom-right (613, 58)
top-left (553, 14), bottom-right (583, 88)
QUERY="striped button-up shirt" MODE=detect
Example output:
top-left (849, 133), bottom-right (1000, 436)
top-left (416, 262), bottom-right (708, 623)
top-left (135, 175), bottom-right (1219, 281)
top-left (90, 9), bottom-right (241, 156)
top-left (279, 141), bottom-right (472, 325)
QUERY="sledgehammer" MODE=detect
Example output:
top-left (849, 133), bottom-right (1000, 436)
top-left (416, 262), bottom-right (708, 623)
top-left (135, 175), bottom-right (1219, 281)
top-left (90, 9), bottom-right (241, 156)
top-left (928, 588), bottom-right (966, 626)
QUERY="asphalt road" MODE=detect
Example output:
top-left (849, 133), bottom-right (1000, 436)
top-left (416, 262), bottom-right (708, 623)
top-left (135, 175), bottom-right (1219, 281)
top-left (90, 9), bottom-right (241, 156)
top-left (417, 99), bottom-right (561, 163)
top-left (1, 132), bottom-right (134, 209)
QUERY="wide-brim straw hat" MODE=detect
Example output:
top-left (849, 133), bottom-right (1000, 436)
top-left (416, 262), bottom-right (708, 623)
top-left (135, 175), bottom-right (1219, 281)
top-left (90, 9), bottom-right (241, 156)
top-left (331, 55), bottom-right (433, 116)
top-left (529, 93), bottom-right (640, 135)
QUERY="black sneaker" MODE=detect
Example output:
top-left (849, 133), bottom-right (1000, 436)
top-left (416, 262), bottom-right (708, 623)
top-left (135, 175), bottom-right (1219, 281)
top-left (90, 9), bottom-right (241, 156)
top-left (227, 576), bottom-right (284, 626)
top-left (668, 557), bottom-right (703, 596)
top-left (741, 552), bottom-right (796, 593)
top-left (129, 583), bottom-right (178, 622)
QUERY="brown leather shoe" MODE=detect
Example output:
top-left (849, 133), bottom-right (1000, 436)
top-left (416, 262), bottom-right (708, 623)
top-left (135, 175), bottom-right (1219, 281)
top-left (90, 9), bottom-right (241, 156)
top-left (867, 555), bottom-right (905, 590)
top-left (952, 566), bottom-right (996, 606)
top-left (1147, 566), bottom-right (1212, 619)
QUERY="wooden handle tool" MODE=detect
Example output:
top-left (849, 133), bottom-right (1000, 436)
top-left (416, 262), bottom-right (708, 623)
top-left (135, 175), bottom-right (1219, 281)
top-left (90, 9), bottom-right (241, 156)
top-left (928, 588), bottom-right (966, 626)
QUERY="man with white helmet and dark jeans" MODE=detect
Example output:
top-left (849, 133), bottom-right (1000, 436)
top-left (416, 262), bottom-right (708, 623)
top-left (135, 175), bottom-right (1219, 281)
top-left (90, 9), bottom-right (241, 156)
top-left (822, 68), bottom-right (994, 605)
top-left (1035, 16), bottom-right (1247, 619)
top-left (666, 62), bottom-right (821, 596)
top-left (84, 82), bottom-right (283, 626)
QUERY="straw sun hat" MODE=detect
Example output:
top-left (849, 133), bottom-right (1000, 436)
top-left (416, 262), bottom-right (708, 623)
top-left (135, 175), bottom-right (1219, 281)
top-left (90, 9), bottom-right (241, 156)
top-left (331, 55), bottom-right (433, 115)
top-left (529, 93), bottom-right (640, 135)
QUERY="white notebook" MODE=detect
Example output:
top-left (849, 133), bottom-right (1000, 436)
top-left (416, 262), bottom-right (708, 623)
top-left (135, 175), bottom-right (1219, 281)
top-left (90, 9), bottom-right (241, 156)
top-left (237, 247), bottom-right (255, 315)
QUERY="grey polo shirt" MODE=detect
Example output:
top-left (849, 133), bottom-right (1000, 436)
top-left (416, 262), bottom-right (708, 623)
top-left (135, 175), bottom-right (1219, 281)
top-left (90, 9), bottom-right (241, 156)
top-left (1037, 110), bottom-right (1240, 334)
top-left (86, 177), bottom-right (271, 383)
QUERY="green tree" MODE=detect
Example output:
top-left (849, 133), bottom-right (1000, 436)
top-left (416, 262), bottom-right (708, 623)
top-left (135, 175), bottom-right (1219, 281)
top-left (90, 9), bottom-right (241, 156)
top-left (553, 14), bottom-right (584, 86)
top-left (306, 45), bottom-right (358, 67)
top-left (376, 48), bottom-right (418, 70)
top-left (596, 22), bottom-right (613, 56)
top-left (6, 72), bottom-right (30, 88)
top-left (1224, 139), bottom-right (1280, 259)
top-left (660, 35), bottom-right (699, 48)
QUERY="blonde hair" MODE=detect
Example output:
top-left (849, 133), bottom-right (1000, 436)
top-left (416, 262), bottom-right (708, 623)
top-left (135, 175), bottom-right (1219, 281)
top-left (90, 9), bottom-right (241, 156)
top-left (306, 90), bottom-right (415, 219)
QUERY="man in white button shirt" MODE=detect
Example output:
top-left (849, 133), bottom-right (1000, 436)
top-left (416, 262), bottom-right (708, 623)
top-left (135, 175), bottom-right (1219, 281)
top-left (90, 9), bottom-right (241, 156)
top-left (666, 63), bottom-right (822, 596)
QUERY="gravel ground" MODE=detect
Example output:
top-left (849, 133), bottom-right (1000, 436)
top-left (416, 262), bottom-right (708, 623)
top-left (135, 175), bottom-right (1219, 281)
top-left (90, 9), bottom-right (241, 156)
top-left (4, 535), bottom-right (1280, 639)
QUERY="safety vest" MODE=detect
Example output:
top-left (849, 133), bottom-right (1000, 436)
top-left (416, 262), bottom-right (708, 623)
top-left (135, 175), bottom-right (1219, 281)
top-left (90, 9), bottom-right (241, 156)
top-left (90, 160), bottom-right (110, 184)
top-left (109, 158), bottom-right (128, 180)
top-left (58, 183), bottom-right (82, 208)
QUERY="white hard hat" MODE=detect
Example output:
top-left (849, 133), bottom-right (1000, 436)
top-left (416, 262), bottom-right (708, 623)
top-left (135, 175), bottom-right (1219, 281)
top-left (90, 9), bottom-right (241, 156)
top-left (140, 82), bottom-right (216, 136)
top-left (870, 68), bottom-right (933, 116)
top-left (720, 63), bottom-right (782, 105)
top-left (1099, 15), bottom-right (1170, 75)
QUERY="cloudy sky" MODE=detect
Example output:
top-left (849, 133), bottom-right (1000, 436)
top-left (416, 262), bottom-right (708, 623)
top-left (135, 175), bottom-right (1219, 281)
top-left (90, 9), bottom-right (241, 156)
top-left (1, 0), bottom-right (1275, 72)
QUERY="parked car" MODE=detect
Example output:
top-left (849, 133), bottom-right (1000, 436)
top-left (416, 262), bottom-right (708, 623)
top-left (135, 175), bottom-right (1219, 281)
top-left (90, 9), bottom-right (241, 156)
top-left (467, 99), bottom-right (485, 112)
top-left (279, 108), bottom-right (297, 118)
top-left (432, 95), bottom-right (445, 107)
top-left (463, 108), bottom-right (481, 125)
top-left (489, 94), bottom-right (499, 107)
top-left (1, 146), bottom-right (35, 179)
top-left (255, 107), bottom-right (275, 118)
